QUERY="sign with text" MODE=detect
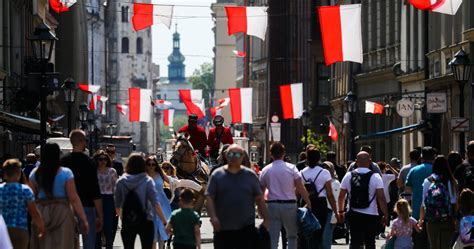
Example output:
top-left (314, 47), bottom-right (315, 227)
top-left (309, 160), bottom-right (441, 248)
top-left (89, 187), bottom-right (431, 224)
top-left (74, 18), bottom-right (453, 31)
top-left (396, 99), bottom-right (415, 118)
top-left (451, 118), bottom-right (469, 132)
top-left (270, 123), bottom-right (281, 142)
top-left (427, 92), bottom-right (447, 113)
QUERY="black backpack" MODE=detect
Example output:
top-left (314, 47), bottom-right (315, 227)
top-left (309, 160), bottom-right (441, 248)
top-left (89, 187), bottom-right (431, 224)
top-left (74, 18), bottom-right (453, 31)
top-left (349, 171), bottom-right (375, 209)
top-left (302, 169), bottom-right (324, 198)
top-left (122, 185), bottom-right (147, 227)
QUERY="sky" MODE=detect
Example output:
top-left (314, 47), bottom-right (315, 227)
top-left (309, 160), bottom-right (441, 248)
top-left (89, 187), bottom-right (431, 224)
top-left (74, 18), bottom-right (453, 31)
top-left (152, 0), bottom-right (216, 77)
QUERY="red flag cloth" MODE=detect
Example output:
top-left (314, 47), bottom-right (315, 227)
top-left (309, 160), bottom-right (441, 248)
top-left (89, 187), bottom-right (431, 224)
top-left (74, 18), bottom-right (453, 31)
top-left (279, 83), bottom-right (303, 119)
top-left (132, 3), bottom-right (173, 31)
top-left (210, 107), bottom-right (216, 120)
top-left (365, 101), bottom-right (384, 114)
top-left (50, 0), bottom-right (69, 13)
top-left (225, 6), bottom-right (268, 40)
top-left (329, 120), bottom-right (338, 142)
top-left (228, 88), bottom-right (253, 124)
top-left (78, 84), bottom-right (100, 94)
top-left (178, 90), bottom-right (205, 119)
top-left (408, 0), bottom-right (462, 15)
top-left (117, 104), bottom-right (128, 116)
top-left (163, 109), bottom-right (174, 127)
top-left (129, 88), bottom-right (152, 122)
top-left (233, 50), bottom-right (246, 58)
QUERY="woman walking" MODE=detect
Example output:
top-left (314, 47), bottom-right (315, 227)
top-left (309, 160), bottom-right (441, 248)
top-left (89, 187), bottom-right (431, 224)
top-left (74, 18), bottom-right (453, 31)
top-left (28, 143), bottom-right (89, 249)
top-left (94, 150), bottom-right (118, 249)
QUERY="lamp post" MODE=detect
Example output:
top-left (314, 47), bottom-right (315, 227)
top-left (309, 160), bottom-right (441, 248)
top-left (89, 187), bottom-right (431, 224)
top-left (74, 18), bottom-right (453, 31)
top-left (78, 103), bottom-right (89, 130)
top-left (449, 49), bottom-right (472, 156)
top-left (344, 91), bottom-right (358, 160)
top-left (29, 23), bottom-right (57, 153)
top-left (62, 78), bottom-right (76, 136)
top-left (87, 112), bottom-right (96, 156)
top-left (302, 110), bottom-right (310, 148)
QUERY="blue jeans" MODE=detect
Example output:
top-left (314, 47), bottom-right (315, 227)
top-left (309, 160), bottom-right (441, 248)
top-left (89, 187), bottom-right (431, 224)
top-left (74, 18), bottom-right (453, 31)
top-left (267, 202), bottom-right (298, 249)
top-left (83, 207), bottom-right (97, 249)
top-left (322, 212), bottom-right (335, 249)
top-left (95, 194), bottom-right (116, 249)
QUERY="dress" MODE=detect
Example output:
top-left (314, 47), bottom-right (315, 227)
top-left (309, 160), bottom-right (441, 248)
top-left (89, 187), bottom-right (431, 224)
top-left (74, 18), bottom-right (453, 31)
top-left (391, 217), bottom-right (417, 249)
top-left (152, 175), bottom-right (172, 241)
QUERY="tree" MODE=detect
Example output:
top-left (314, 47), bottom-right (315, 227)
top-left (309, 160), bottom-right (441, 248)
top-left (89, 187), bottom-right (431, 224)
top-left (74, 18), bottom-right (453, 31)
top-left (300, 129), bottom-right (330, 157)
top-left (189, 62), bottom-right (213, 115)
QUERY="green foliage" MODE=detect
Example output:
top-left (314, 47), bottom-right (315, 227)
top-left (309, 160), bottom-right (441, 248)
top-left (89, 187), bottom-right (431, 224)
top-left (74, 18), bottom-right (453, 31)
top-left (189, 62), bottom-right (213, 115)
top-left (159, 115), bottom-right (187, 147)
top-left (300, 129), bottom-right (329, 157)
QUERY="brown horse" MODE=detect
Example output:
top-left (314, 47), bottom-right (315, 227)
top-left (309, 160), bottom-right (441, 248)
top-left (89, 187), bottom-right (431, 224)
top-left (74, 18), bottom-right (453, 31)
top-left (170, 134), bottom-right (209, 213)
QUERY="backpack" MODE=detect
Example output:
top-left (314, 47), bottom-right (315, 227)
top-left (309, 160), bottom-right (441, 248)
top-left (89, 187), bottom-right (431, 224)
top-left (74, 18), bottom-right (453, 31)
top-left (460, 215), bottom-right (474, 244)
top-left (424, 176), bottom-right (451, 222)
top-left (122, 184), bottom-right (147, 227)
top-left (349, 171), bottom-right (375, 209)
top-left (462, 164), bottom-right (474, 191)
top-left (302, 169), bottom-right (324, 198)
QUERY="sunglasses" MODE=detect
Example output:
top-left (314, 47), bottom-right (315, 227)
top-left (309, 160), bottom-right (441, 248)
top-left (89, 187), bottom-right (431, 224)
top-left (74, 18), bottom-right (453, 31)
top-left (97, 157), bottom-right (108, 161)
top-left (227, 151), bottom-right (242, 159)
top-left (147, 162), bottom-right (157, 167)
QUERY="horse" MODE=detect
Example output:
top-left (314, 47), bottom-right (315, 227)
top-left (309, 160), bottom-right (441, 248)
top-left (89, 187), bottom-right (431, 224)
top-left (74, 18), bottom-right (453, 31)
top-left (169, 133), bottom-right (210, 214)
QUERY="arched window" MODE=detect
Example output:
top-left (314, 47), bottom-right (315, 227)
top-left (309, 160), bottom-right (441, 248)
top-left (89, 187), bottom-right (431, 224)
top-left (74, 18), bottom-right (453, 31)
top-left (121, 37), bottom-right (129, 53)
top-left (136, 37), bottom-right (143, 54)
top-left (121, 6), bottom-right (129, 23)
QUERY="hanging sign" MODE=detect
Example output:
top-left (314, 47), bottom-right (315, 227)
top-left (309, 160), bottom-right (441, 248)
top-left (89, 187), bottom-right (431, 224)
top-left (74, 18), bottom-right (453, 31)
top-left (396, 99), bottom-right (415, 117)
top-left (426, 92), bottom-right (447, 113)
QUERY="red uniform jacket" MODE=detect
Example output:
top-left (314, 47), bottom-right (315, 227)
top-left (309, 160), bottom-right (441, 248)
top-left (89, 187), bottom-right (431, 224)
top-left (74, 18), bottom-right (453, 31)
top-left (178, 125), bottom-right (208, 155)
top-left (207, 127), bottom-right (234, 156)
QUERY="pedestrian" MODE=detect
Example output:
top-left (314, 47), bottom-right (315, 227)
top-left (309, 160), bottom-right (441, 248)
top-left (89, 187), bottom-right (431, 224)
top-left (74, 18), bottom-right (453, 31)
top-left (387, 199), bottom-right (421, 249)
top-left (405, 146), bottom-right (436, 249)
top-left (161, 161), bottom-right (202, 210)
top-left (206, 144), bottom-right (269, 249)
top-left (320, 161), bottom-right (341, 249)
top-left (145, 155), bottom-right (172, 249)
top-left (448, 151), bottom-right (463, 175)
top-left (338, 151), bottom-right (388, 249)
top-left (23, 153), bottom-right (39, 181)
top-left (0, 159), bottom-right (45, 249)
top-left (93, 150), bottom-right (118, 249)
top-left (397, 149), bottom-right (421, 202)
top-left (419, 155), bottom-right (457, 249)
top-left (29, 143), bottom-right (89, 249)
top-left (106, 144), bottom-right (124, 176)
top-left (115, 153), bottom-right (167, 249)
top-left (300, 148), bottom-right (338, 249)
top-left (326, 151), bottom-right (346, 183)
top-left (296, 144), bottom-right (315, 171)
top-left (166, 189), bottom-right (201, 249)
top-left (347, 145), bottom-right (382, 175)
top-left (61, 129), bottom-right (103, 249)
top-left (454, 141), bottom-right (474, 191)
top-left (378, 161), bottom-right (398, 238)
top-left (260, 142), bottom-right (311, 249)
top-left (454, 189), bottom-right (474, 248)
top-left (210, 143), bottom-right (231, 175)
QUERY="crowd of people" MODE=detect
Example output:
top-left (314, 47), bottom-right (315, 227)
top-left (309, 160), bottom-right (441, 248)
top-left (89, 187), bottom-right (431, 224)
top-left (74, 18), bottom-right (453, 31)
top-left (0, 114), bottom-right (474, 249)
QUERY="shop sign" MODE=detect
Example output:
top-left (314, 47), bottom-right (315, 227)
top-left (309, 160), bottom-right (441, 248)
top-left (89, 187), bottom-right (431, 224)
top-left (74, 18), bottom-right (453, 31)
top-left (427, 92), bottom-right (447, 113)
top-left (270, 123), bottom-right (281, 142)
top-left (451, 118), bottom-right (469, 132)
top-left (396, 99), bottom-right (415, 117)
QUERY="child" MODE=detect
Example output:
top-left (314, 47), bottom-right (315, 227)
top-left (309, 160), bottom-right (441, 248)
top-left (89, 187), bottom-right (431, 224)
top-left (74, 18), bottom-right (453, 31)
top-left (387, 199), bottom-right (421, 249)
top-left (454, 189), bottom-right (474, 248)
top-left (0, 159), bottom-right (45, 249)
top-left (166, 189), bottom-right (201, 249)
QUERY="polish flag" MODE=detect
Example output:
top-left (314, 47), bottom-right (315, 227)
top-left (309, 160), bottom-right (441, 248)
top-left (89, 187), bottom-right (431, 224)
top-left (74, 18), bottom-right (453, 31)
top-left (233, 50), bottom-right (246, 58)
top-left (279, 83), bottom-right (303, 119)
top-left (129, 88), bottom-right (152, 122)
top-left (408, 0), bottom-right (462, 15)
top-left (98, 96), bottom-right (108, 115)
top-left (89, 95), bottom-right (98, 111)
top-left (365, 101), bottom-right (384, 114)
top-left (228, 88), bottom-right (253, 124)
top-left (117, 104), bottom-right (128, 116)
top-left (179, 90), bottom-right (206, 119)
top-left (329, 120), bottom-right (338, 142)
top-left (318, 4), bottom-right (362, 66)
top-left (50, 0), bottom-right (77, 13)
top-left (132, 3), bottom-right (173, 31)
top-left (78, 84), bottom-right (100, 94)
top-left (163, 109), bottom-right (175, 127)
top-left (210, 98), bottom-right (230, 119)
top-left (155, 99), bottom-right (172, 106)
top-left (225, 6), bottom-right (268, 41)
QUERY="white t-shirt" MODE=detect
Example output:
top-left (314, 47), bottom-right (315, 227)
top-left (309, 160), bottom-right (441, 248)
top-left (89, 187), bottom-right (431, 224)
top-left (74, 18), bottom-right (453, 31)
top-left (328, 179), bottom-right (341, 224)
top-left (382, 174), bottom-right (396, 203)
top-left (421, 174), bottom-right (457, 205)
top-left (301, 166), bottom-right (332, 197)
top-left (341, 168), bottom-right (384, 216)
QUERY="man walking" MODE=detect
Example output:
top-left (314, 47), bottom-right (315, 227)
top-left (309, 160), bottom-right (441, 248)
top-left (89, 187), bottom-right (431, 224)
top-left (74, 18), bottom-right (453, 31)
top-left (454, 141), bottom-right (474, 191)
top-left (61, 129), bottom-right (103, 249)
top-left (347, 145), bottom-right (382, 175)
top-left (260, 142), bottom-right (311, 249)
top-left (106, 144), bottom-right (123, 176)
top-left (206, 144), bottom-right (269, 249)
top-left (338, 151), bottom-right (388, 249)
top-left (397, 149), bottom-right (421, 202)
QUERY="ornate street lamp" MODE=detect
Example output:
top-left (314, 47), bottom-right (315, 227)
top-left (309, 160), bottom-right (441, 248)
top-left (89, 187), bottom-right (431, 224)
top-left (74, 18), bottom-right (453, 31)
top-left (449, 49), bottom-right (472, 156)
top-left (344, 91), bottom-right (357, 113)
top-left (344, 91), bottom-right (358, 159)
top-left (383, 96), bottom-right (393, 117)
top-left (62, 78), bottom-right (76, 136)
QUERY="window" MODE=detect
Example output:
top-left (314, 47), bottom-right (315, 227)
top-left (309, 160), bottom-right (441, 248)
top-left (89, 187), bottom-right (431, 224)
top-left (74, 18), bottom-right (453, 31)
top-left (137, 38), bottom-right (143, 54)
top-left (122, 6), bottom-right (129, 23)
top-left (121, 37), bottom-right (129, 53)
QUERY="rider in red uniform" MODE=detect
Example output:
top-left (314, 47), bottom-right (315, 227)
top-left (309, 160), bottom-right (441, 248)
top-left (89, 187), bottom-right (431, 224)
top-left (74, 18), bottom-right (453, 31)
top-left (178, 113), bottom-right (208, 156)
top-left (207, 115), bottom-right (234, 159)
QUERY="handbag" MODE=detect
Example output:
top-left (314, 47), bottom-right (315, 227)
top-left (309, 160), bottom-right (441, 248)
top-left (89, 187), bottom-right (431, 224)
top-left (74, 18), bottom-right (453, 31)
top-left (297, 207), bottom-right (321, 238)
top-left (383, 236), bottom-right (396, 249)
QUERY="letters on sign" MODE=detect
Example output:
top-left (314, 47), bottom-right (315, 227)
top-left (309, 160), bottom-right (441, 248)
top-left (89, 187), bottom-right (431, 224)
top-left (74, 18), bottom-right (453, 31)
top-left (396, 99), bottom-right (415, 118)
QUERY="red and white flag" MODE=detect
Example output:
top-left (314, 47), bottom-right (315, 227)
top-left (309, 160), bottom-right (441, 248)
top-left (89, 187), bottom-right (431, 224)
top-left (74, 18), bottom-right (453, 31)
top-left (225, 6), bottom-right (268, 41)
top-left (129, 88), bottom-right (152, 122)
top-left (50, 0), bottom-right (77, 13)
top-left (132, 3), bottom-right (173, 31)
top-left (179, 90), bottom-right (206, 119)
top-left (279, 83), bottom-right (303, 119)
top-left (228, 88), bottom-right (253, 124)
top-left (98, 96), bottom-right (108, 115)
top-left (329, 120), bottom-right (338, 142)
top-left (365, 101), bottom-right (384, 114)
top-left (318, 4), bottom-right (362, 66)
top-left (155, 99), bottom-right (172, 106)
top-left (163, 109), bottom-right (175, 127)
top-left (408, 0), bottom-right (462, 15)
top-left (210, 98), bottom-right (230, 119)
top-left (233, 50), bottom-right (246, 58)
top-left (78, 84), bottom-right (101, 94)
top-left (117, 104), bottom-right (128, 116)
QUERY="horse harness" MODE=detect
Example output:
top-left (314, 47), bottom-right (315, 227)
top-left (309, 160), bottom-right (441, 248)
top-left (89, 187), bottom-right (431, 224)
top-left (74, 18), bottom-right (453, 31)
top-left (173, 137), bottom-right (209, 184)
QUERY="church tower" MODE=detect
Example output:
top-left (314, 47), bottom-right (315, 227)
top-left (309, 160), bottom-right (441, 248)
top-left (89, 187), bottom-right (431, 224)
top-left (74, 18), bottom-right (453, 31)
top-left (168, 24), bottom-right (186, 83)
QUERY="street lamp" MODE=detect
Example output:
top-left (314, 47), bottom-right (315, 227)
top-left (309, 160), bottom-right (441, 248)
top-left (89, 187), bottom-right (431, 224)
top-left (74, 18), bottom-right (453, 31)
top-left (29, 23), bottom-right (57, 153)
top-left (78, 103), bottom-right (89, 124)
top-left (449, 49), bottom-right (472, 156)
top-left (62, 78), bottom-right (76, 136)
top-left (302, 110), bottom-right (311, 147)
top-left (383, 95), bottom-right (393, 117)
top-left (87, 112), bottom-right (96, 155)
top-left (344, 91), bottom-right (358, 160)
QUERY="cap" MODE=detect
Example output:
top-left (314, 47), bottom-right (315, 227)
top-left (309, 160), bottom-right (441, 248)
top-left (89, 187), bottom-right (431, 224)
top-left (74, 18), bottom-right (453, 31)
top-left (188, 113), bottom-right (198, 121)
top-left (213, 115), bottom-right (224, 126)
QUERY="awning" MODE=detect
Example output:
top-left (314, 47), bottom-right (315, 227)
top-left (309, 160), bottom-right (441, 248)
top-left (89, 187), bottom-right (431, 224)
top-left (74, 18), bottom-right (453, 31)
top-left (355, 121), bottom-right (428, 142)
top-left (0, 111), bottom-right (41, 134)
